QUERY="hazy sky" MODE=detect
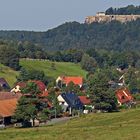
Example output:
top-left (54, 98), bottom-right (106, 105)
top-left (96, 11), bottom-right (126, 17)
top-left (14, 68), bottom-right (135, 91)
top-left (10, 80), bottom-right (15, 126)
top-left (0, 0), bottom-right (140, 31)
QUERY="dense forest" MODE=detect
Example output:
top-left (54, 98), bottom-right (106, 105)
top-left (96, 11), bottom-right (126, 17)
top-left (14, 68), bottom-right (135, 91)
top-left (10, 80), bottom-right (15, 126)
top-left (0, 5), bottom-right (140, 98)
top-left (0, 19), bottom-right (140, 52)
top-left (0, 5), bottom-right (140, 70)
top-left (0, 5), bottom-right (140, 53)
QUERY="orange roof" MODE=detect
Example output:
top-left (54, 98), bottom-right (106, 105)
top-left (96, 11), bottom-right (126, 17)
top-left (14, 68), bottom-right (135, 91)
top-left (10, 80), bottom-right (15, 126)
top-left (40, 91), bottom-right (49, 97)
top-left (116, 88), bottom-right (133, 104)
top-left (61, 76), bottom-right (83, 86)
top-left (78, 96), bottom-right (91, 105)
top-left (0, 98), bottom-right (18, 117)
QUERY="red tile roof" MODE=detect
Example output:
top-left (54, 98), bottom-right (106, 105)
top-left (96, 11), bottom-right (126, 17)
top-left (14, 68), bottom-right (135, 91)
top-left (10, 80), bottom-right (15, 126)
top-left (78, 96), bottom-right (91, 105)
top-left (31, 80), bottom-right (46, 91)
top-left (61, 76), bottom-right (83, 86)
top-left (0, 98), bottom-right (17, 117)
top-left (116, 88), bottom-right (133, 104)
top-left (0, 92), bottom-right (21, 100)
top-left (16, 80), bottom-right (46, 92)
top-left (15, 82), bottom-right (26, 89)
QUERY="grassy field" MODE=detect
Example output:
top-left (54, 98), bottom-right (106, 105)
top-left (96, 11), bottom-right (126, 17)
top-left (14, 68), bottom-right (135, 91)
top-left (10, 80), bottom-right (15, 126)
top-left (0, 108), bottom-right (140, 140)
top-left (20, 59), bottom-right (87, 79)
top-left (0, 64), bottom-right (19, 87)
top-left (0, 59), bottom-right (87, 86)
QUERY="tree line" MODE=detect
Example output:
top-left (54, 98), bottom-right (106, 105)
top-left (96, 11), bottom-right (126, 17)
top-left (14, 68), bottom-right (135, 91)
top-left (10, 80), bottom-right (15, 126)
top-left (0, 11), bottom-right (140, 52)
top-left (0, 40), bottom-right (140, 73)
top-left (106, 5), bottom-right (140, 15)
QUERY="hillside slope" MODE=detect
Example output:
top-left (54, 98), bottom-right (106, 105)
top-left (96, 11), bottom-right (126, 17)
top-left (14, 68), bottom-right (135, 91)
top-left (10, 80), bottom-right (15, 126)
top-left (0, 64), bottom-right (19, 87)
top-left (0, 17), bottom-right (140, 51)
top-left (0, 108), bottom-right (140, 140)
top-left (20, 59), bottom-right (87, 79)
top-left (0, 60), bottom-right (87, 87)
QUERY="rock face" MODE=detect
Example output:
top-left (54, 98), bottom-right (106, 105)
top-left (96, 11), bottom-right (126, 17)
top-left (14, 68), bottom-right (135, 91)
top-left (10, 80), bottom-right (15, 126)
top-left (85, 12), bottom-right (140, 24)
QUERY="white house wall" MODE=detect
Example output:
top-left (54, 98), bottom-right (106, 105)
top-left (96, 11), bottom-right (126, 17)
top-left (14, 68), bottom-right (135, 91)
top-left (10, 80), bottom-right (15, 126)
top-left (57, 95), bottom-right (68, 106)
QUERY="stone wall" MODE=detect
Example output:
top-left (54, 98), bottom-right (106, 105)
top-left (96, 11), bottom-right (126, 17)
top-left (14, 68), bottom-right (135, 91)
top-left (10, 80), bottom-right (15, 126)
top-left (85, 13), bottom-right (140, 24)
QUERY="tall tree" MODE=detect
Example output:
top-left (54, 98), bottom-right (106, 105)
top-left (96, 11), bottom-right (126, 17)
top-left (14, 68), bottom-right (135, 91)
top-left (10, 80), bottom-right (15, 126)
top-left (47, 88), bottom-right (62, 117)
top-left (81, 54), bottom-right (97, 72)
top-left (87, 69), bottom-right (118, 112)
top-left (124, 68), bottom-right (140, 93)
top-left (17, 68), bottom-right (48, 85)
top-left (0, 44), bottom-right (20, 70)
top-left (14, 82), bottom-right (50, 127)
top-left (62, 81), bottom-right (83, 96)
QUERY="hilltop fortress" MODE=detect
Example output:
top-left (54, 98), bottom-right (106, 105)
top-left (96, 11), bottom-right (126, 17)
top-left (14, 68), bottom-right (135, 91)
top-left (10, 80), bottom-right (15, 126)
top-left (85, 12), bottom-right (140, 24)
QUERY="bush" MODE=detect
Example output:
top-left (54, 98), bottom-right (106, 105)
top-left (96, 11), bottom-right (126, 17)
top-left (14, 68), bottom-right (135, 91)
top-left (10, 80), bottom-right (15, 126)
top-left (118, 104), bottom-right (128, 110)
top-left (133, 93), bottom-right (140, 101)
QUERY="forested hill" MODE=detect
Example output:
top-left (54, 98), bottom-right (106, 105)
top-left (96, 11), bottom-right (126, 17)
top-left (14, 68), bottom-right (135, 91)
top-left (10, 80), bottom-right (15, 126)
top-left (0, 6), bottom-right (140, 52)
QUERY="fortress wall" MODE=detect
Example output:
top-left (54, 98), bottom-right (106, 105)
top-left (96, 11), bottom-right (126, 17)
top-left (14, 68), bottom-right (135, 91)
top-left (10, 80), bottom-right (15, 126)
top-left (85, 14), bottom-right (140, 24)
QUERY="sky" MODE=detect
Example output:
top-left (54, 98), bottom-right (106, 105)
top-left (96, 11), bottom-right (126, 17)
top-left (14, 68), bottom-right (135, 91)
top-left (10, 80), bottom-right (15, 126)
top-left (0, 0), bottom-right (140, 31)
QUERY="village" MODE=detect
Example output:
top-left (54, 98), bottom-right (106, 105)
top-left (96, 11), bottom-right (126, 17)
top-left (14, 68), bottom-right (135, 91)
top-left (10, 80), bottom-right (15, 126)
top-left (0, 1), bottom-right (140, 139)
top-left (0, 66), bottom-right (136, 128)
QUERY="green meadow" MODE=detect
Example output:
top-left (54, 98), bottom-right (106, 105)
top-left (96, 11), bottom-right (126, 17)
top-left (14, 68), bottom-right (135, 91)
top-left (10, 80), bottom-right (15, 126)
top-left (20, 59), bottom-right (87, 79)
top-left (0, 108), bottom-right (140, 140)
top-left (0, 59), bottom-right (87, 86)
top-left (0, 64), bottom-right (19, 87)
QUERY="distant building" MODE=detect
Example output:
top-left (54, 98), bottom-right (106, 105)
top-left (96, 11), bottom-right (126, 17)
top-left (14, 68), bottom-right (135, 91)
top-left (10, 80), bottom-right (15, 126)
top-left (78, 96), bottom-right (91, 106)
top-left (0, 91), bottom-right (21, 125)
top-left (11, 82), bottom-right (26, 93)
top-left (115, 88), bottom-right (134, 106)
top-left (78, 96), bottom-right (92, 114)
top-left (0, 78), bottom-right (10, 91)
top-left (57, 93), bottom-right (83, 114)
top-left (85, 12), bottom-right (140, 24)
top-left (11, 80), bottom-right (47, 94)
top-left (0, 98), bottom-right (17, 125)
top-left (96, 12), bottom-right (106, 16)
top-left (56, 76), bottom-right (83, 88)
top-left (0, 81), bottom-right (50, 125)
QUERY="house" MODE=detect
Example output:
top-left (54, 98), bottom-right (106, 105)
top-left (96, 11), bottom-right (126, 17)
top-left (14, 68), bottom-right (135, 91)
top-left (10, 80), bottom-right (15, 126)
top-left (0, 92), bottom-right (22, 125)
top-left (0, 98), bottom-right (18, 125)
top-left (0, 80), bottom-right (52, 126)
top-left (56, 76), bottom-right (83, 88)
top-left (78, 96), bottom-right (91, 106)
top-left (78, 96), bottom-right (92, 114)
top-left (12, 81), bottom-right (51, 107)
top-left (115, 88), bottom-right (134, 106)
top-left (0, 78), bottom-right (10, 91)
top-left (118, 75), bottom-right (125, 86)
top-left (11, 82), bottom-right (26, 93)
top-left (11, 80), bottom-right (47, 93)
top-left (57, 93), bottom-right (83, 114)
